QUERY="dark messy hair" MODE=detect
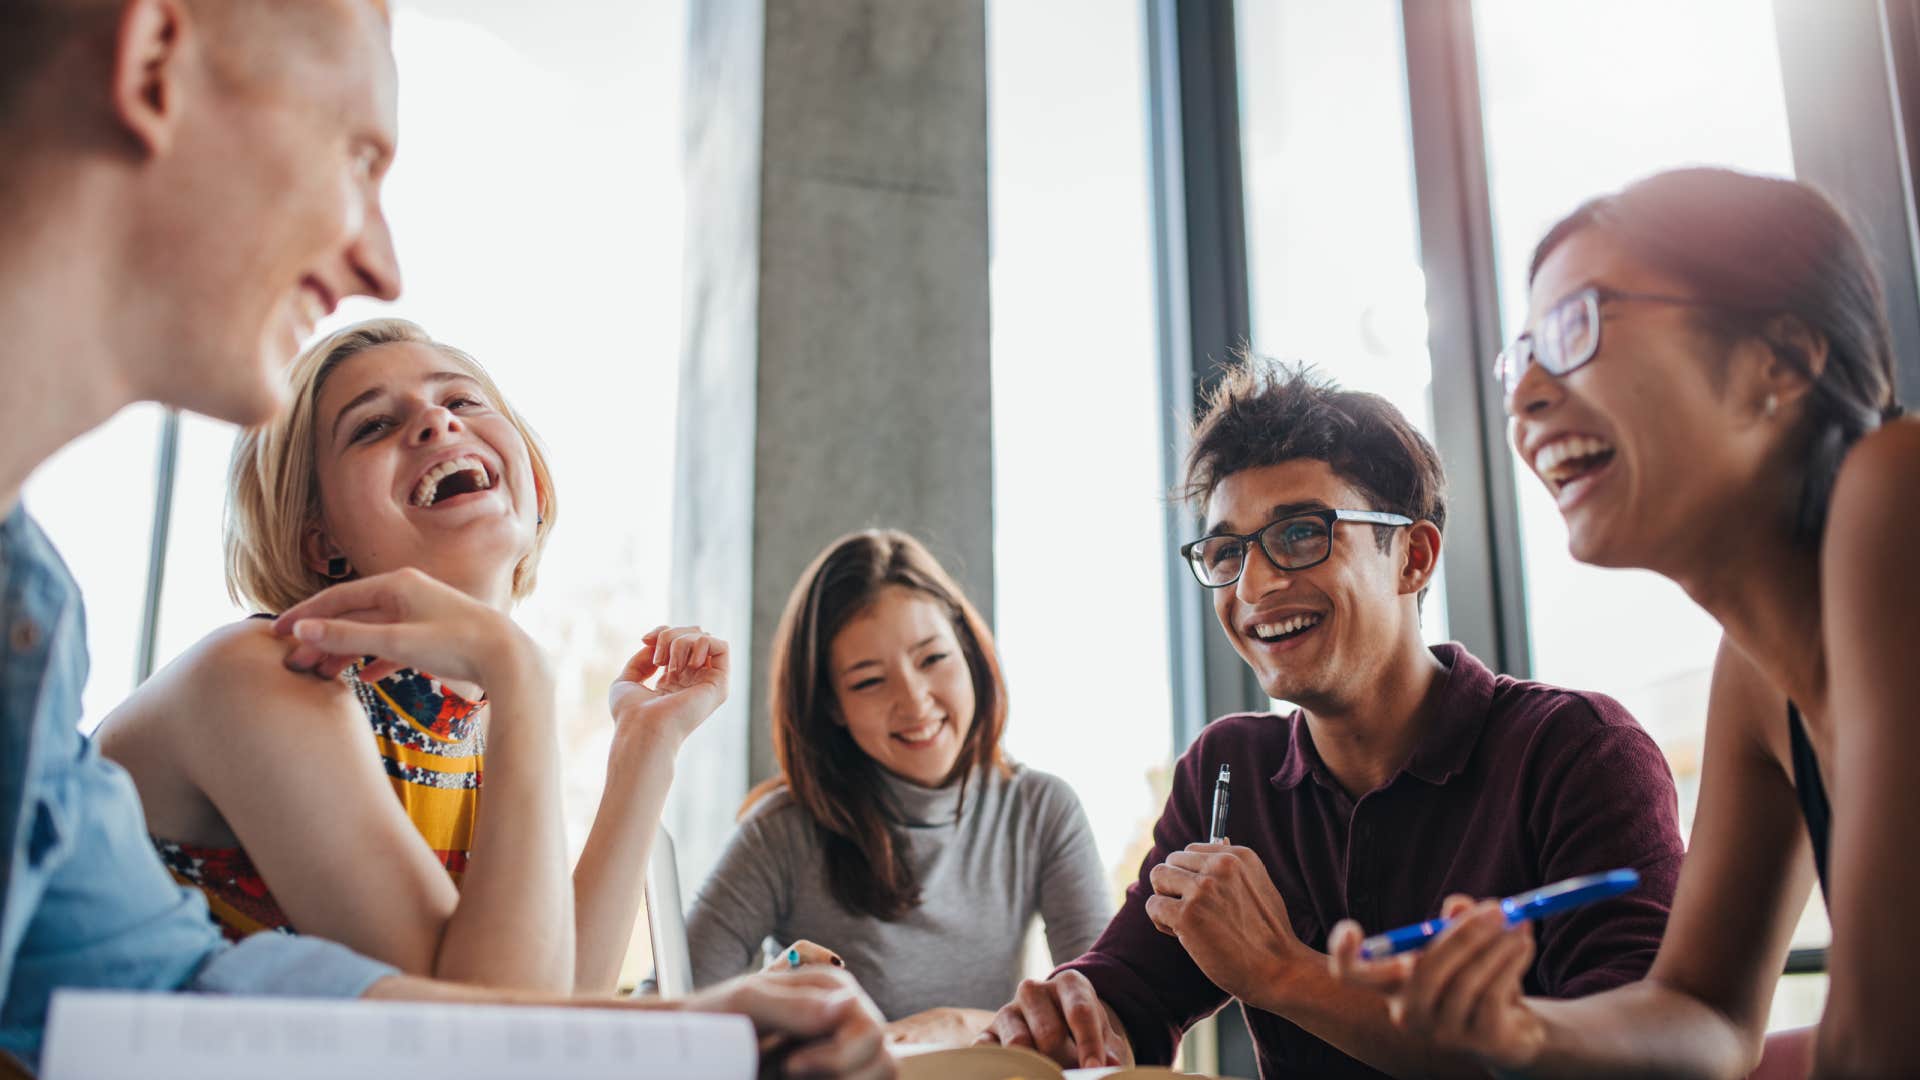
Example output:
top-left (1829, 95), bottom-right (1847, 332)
top-left (744, 529), bottom-right (1009, 921)
top-left (1180, 359), bottom-right (1447, 599)
top-left (1531, 167), bottom-right (1902, 543)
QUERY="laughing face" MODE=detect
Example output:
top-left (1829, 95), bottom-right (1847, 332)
top-left (306, 342), bottom-right (538, 598)
top-left (828, 585), bottom-right (977, 788)
top-left (1204, 460), bottom-right (1429, 709)
top-left (1509, 227), bottom-right (1767, 572)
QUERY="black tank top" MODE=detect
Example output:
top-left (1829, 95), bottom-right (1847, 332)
top-left (1787, 703), bottom-right (1831, 898)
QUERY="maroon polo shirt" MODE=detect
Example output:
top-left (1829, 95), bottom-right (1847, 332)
top-left (1060, 643), bottom-right (1683, 1079)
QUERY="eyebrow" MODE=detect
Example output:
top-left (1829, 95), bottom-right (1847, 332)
top-left (839, 634), bottom-right (944, 676)
top-left (1203, 499), bottom-right (1330, 538)
top-left (331, 371), bottom-right (482, 442)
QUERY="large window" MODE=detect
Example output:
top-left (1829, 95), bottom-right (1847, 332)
top-left (987, 0), bottom-right (1175, 903)
top-left (1237, 0), bottom-right (1449, 644)
top-left (1473, 0), bottom-right (1824, 1029)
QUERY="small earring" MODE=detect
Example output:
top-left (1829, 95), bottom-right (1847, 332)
top-left (325, 556), bottom-right (351, 580)
top-left (1763, 393), bottom-right (1780, 419)
top-left (536, 514), bottom-right (544, 527)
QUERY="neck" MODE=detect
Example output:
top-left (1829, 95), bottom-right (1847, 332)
top-left (0, 158), bottom-right (138, 513)
top-left (1297, 628), bottom-right (1446, 799)
top-left (1666, 517), bottom-right (1824, 708)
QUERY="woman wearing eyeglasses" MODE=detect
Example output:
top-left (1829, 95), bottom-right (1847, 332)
top-left (1330, 167), bottom-right (1912, 1076)
top-left (684, 529), bottom-right (1113, 1045)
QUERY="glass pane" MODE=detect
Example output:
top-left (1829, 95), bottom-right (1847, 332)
top-left (21, 405), bottom-right (165, 733)
top-left (149, 1), bottom-right (686, 988)
top-left (1474, 0), bottom-right (1825, 1027)
top-left (988, 0), bottom-right (1173, 915)
top-left (1237, 0), bottom-right (1449, 644)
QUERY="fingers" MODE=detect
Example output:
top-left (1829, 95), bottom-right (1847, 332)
top-left (616, 633), bottom-right (667, 685)
top-left (1005, 977), bottom-right (1076, 1066)
top-left (1402, 901), bottom-right (1510, 1031)
top-left (779, 988), bottom-right (888, 1080)
top-left (766, 940), bottom-right (846, 972)
top-left (1327, 919), bottom-right (1415, 994)
top-left (1053, 971), bottom-right (1121, 1069)
top-left (358, 658), bottom-right (404, 683)
top-left (272, 569), bottom-right (426, 635)
top-left (285, 616), bottom-right (417, 668)
top-left (1436, 919), bottom-right (1533, 1039)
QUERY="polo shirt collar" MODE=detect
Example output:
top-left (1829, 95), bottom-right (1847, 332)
top-left (1270, 642), bottom-right (1495, 790)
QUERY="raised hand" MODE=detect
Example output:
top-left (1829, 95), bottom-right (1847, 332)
top-left (607, 625), bottom-right (730, 745)
top-left (1328, 895), bottom-right (1546, 1072)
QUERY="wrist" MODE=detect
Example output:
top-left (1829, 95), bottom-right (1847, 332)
top-left (608, 718), bottom-right (687, 766)
top-left (1249, 933), bottom-right (1320, 1014)
top-left (483, 624), bottom-right (553, 700)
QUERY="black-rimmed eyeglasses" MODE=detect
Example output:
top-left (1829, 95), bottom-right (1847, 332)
top-left (1180, 508), bottom-right (1414, 589)
top-left (1492, 285), bottom-right (1720, 403)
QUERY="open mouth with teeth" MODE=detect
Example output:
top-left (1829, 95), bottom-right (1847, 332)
top-left (1249, 613), bottom-right (1324, 646)
top-left (410, 456), bottom-right (496, 508)
top-left (892, 719), bottom-right (949, 748)
top-left (1535, 435), bottom-right (1617, 497)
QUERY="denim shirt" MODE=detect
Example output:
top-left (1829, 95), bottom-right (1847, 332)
top-left (0, 508), bottom-right (395, 1068)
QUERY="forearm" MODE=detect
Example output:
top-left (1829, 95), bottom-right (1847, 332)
top-left (435, 672), bottom-right (575, 991)
top-left (1511, 982), bottom-right (1754, 1080)
top-left (1259, 953), bottom-right (1487, 1078)
top-left (571, 725), bottom-right (681, 993)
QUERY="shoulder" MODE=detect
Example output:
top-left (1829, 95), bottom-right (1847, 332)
top-left (1000, 763), bottom-right (1090, 823)
top-left (1486, 674), bottom-right (1666, 776)
top-left (1825, 420), bottom-right (1920, 577)
top-left (736, 784), bottom-right (813, 839)
top-left (1832, 417), bottom-right (1920, 506)
top-left (121, 619), bottom-right (361, 747)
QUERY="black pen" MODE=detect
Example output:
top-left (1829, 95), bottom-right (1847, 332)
top-left (1208, 764), bottom-right (1231, 844)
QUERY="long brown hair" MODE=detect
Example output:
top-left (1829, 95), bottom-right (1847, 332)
top-left (745, 529), bottom-right (1010, 921)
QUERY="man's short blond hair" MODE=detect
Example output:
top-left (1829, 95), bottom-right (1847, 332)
top-left (225, 318), bottom-right (559, 614)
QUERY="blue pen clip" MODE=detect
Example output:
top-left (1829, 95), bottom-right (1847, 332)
top-left (1358, 869), bottom-right (1640, 960)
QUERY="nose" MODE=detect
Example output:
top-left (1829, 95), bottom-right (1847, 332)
top-left (345, 198), bottom-right (403, 304)
top-left (893, 667), bottom-right (937, 720)
top-left (409, 401), bottom-right (463, 445)
top-left (1505, 352), bottom-right (1563, 418)
top-left (1232, 540), bottom-right (1291, 606)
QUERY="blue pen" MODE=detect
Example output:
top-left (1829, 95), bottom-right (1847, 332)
top-left (1358, 869), bottom-right (1640, 959)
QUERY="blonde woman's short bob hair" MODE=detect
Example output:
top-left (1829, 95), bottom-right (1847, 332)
top-left (225, 318), bottom-right (558, 614)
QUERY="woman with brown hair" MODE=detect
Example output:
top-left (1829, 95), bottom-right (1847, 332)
top-left (685, 529), bottom-right (1112, 1044)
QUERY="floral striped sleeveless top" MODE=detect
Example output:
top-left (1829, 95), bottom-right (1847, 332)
top-left (153, 666), bottom-right (485, 940)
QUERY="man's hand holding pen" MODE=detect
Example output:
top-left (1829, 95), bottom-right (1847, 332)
top-left (1145, 842), bottom-right (1310, 1010)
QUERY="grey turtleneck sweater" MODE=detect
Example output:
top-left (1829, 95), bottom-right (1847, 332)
top-left (684, 764), bottom-right (1114, 1021)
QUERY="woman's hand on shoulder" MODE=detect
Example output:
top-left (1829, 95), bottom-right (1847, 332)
top-left (607, 625), bottom-right (729, 747)
top-left (271, 568), bottom-right (549, 694)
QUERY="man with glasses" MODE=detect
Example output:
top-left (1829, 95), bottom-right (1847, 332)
top-left (980, 363), bottom-right (1683, 1078)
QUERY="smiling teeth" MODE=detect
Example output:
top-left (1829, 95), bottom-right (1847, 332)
top-left (1253, 614), bottom-right (1322, 641)
top-left (895, 720), bottom-right (943, 743)
top-left (411, 456), bottom-right (491, 507)
top-left (1534, 435), bottom-right (1615, 480)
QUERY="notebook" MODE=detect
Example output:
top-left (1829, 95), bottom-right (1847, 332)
top-left (40, 990), bottom-right (755, 1080)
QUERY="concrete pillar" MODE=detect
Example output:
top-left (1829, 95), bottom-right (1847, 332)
top-left (669, 0), bottom-right (992, 883)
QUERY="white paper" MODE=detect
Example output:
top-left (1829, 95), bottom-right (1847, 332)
top-left (42, 990), bottom-right (756, 1080)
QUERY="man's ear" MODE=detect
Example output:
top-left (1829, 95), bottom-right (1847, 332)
top-left (109, 0), bottom-right (194, 157)
top-left (1399, 520), bottom-right (1441, 599)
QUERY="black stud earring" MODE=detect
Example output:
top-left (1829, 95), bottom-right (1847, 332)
top-left (325, 557), bottom-right (351, 580)
top-left (537, 514), bottom-right (545, 527)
